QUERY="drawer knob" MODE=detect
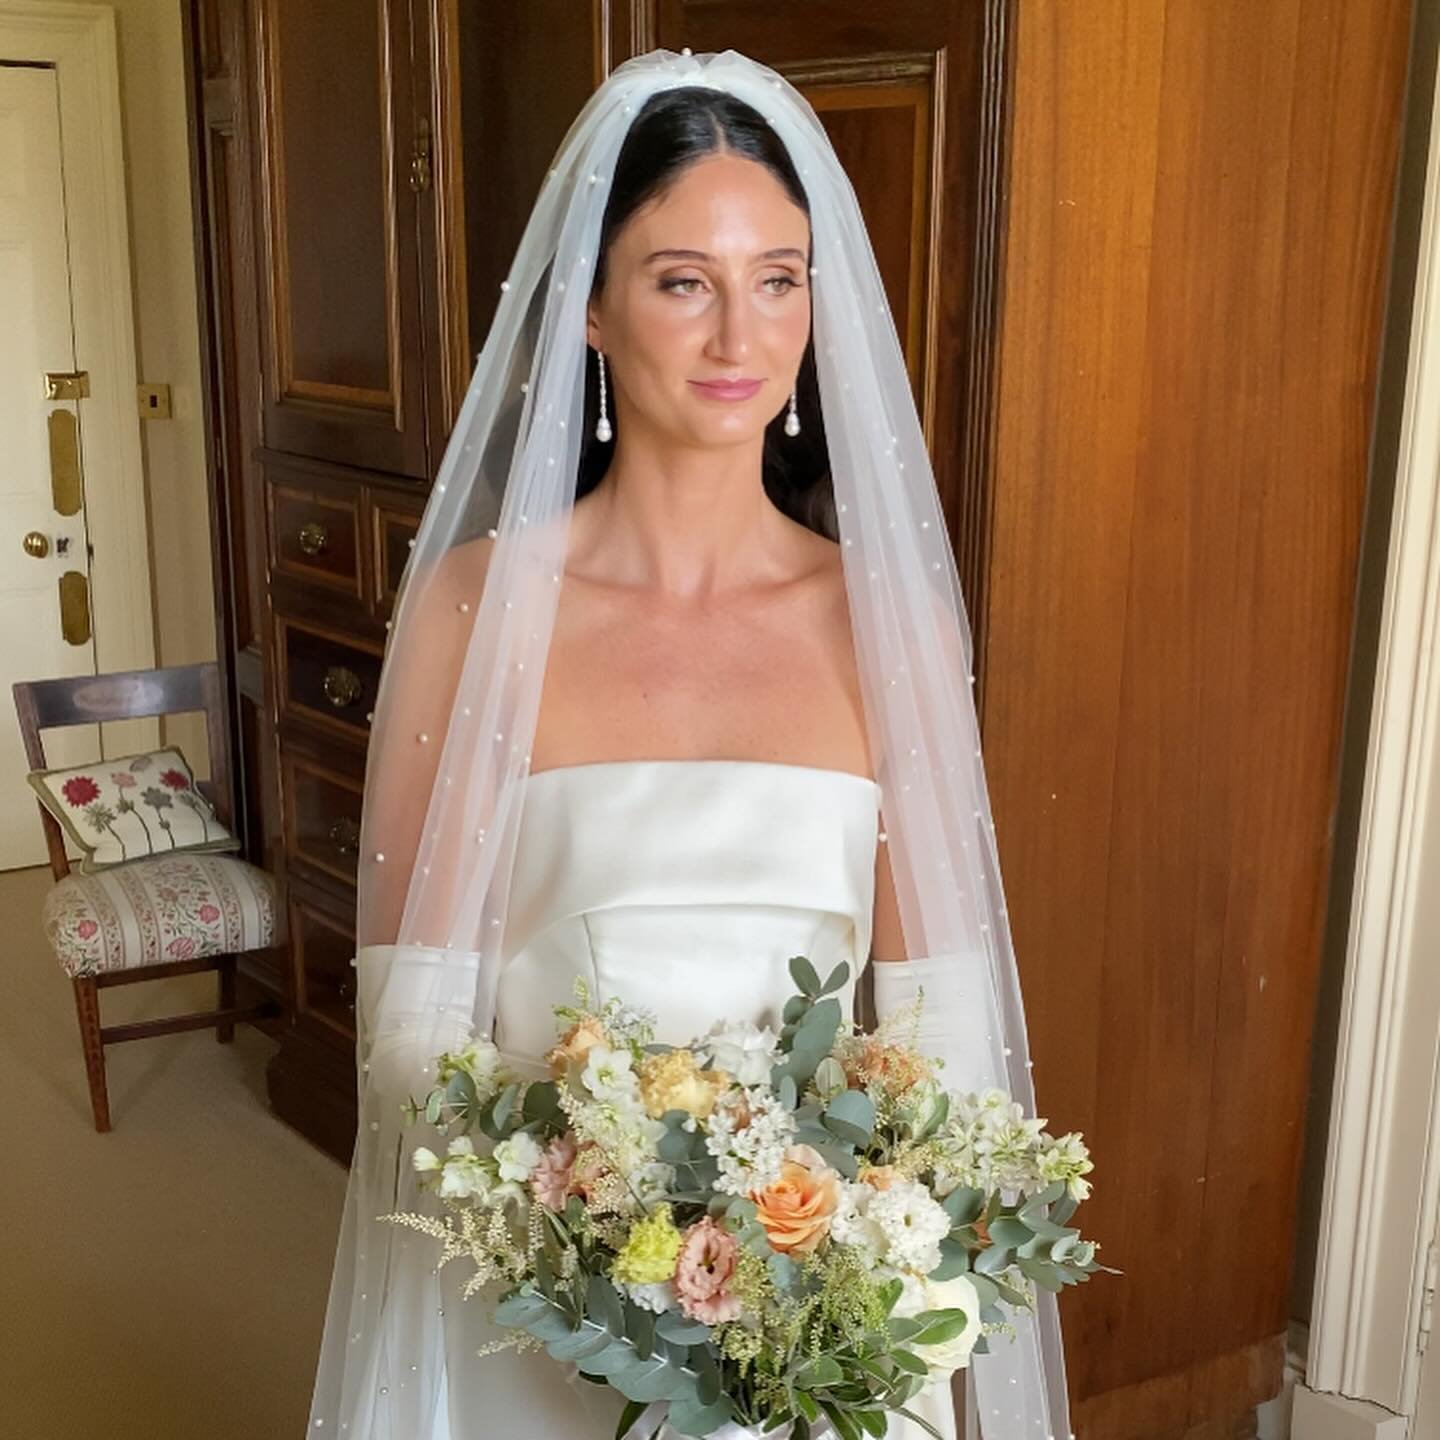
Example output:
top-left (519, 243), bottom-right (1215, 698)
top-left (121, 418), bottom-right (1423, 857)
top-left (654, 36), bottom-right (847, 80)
top-left (297, 521), bottom-right (329, 557)
top-left (329, 817), bottom-right (361, 856)
top-left (322, 664), bottom-right (362, 708)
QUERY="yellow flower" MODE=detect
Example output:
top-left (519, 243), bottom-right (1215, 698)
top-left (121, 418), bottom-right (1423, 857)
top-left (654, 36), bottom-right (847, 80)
top-left (545, 1015), bottom-right (608, 1077)
top-left (613, 1203), bottom-right (683, 1286)
top-left (638, 1049), bottom-right (730, 1120)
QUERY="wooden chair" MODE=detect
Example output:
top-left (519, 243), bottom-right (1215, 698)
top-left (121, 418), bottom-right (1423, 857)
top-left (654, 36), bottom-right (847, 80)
top-left (13, 661), bottom-right (282, 1132)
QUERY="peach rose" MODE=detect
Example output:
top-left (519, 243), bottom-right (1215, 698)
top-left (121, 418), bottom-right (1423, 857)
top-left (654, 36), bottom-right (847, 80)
top-left (545, 1015), bottom-right (608, 1077)
top-left (751, 1143), bottom-right (842, 1255)
top-left (857, 1164), bottom-right (898, 1192)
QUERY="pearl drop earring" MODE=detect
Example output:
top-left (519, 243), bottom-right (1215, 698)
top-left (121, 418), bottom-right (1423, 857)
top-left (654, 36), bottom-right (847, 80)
top-left (595, 350), bottom-right (613, 442)
top-left (784, 388), bottom-right (800, 437)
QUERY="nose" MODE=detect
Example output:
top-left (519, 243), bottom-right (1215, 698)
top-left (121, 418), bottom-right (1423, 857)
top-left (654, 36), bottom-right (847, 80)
top-left (707, 285), bottom-right (753, 364)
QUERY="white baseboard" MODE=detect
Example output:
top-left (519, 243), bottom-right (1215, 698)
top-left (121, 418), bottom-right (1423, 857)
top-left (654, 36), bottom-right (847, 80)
top-left (1291, 1386), bottom-right (1408, 1440)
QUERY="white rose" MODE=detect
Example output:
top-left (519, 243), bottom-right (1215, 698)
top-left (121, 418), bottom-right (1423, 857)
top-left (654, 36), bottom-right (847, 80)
top-left (892, 1271), bottom-right (984, 1379)
top-left (702, 1021), bottom-right (780, 1087)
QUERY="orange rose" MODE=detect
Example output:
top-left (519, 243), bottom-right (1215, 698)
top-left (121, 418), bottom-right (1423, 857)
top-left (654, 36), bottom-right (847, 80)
top-left (857, 1164), bottom-right (898, 1192)
top-left (751, 1143), bottom-right (841, 1254)
top-left (545, 1016), bottom-right (608, 1077)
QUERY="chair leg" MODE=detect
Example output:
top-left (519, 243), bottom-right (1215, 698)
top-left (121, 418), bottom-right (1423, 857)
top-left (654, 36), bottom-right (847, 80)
top-left (71, 975), bottom-right (111, 1133)
top-left (216, 955), bottom-right (237, 1043)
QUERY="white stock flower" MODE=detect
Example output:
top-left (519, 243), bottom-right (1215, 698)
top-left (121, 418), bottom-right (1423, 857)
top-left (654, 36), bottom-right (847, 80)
top-left (701, 1020), bottom-right (780, 1087)
top-left (411, 1146), bottom-right (442, 1174)
top-left (705, 1086), bottom-right (796, 1195)
top-left (866, 1179), bottom-right (951, 1274)
top-left (493, 1131), bottom-right (544, 1183)
top-left (830, 1182), bottom-right (887, 1265)
top-left (618, 1279), bottom-right (677, 1314)
top-left (892, 1271), bottom-right (984, 1379)
top-left (436, 1136), bottom-right (501, 1201)
top-left (581, 1044), bottom-right (640, 1104)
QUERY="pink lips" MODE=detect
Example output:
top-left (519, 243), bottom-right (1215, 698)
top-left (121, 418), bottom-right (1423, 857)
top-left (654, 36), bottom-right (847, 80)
top-left (689, 378), bottom-right (763, 401)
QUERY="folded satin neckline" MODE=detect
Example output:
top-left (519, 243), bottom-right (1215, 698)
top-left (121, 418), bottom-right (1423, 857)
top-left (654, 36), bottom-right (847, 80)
top-left (503, 758), bottom-right (881, 965)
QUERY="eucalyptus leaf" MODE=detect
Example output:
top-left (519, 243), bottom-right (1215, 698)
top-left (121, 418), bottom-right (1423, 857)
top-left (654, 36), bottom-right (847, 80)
top-left (492, 1081), bottom-right (521, 1134)
top-left (988, 1217), bottom-right (1035, 1249)
top-left (973, 1244), bottom-right (1014, 1276)
top-left (929, 1236), bottom-right (970, 1281)
top-left (783, 995), bottom-right (809, 1025)
top-left (789, 954), bottom-right (823, 997)
top-left (941, 1186), bottom-right (986, 1227)
top-left (655, 1312), bottom-right (711, 1345)
top-left (586, 1275), bottom-right (626, 1335)
top-left (521, 1079), bottom-right (561, 1127)
top-left (615, 1398), bottom-right (649, 1439)
top-left (796, 1354), bottom-right (844, 1388)
top-left (768, 1252), bottom-right (799, 1291)
top-left (889, 1348), bottom-right (928, 1377)
top-left (813, 1056), bottom-right (848, 1100)
top-left (424, 1090), bottom-right (443, 1125)
top-left (546, 1326), bottom-right (613, 1362)
top-left (667, 1393), bottom-right (734, 1436)
top-left (822, 1088), bottom-right (875, 1147)
top-left (907, 1308), bottom-right (968, 1346)
top-left (778, 1073), bottom-right (799, 1110)
top-left (819, 960), bottom-right (851, 995)
top-left (624, 1302), bottom-right (656, 1360)
top-left (493, 1290), bottom-right (550, 1327)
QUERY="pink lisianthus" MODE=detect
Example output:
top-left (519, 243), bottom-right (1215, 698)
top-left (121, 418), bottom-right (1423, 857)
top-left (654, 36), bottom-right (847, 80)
top-left (531, 1134), bottom-right (578, 1211)
top-left (674, 1216), bottom-right (742, 1325)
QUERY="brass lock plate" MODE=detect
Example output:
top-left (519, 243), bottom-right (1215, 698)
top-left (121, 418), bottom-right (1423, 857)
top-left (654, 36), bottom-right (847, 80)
top-left (44, 371), bottom-right (90, 401)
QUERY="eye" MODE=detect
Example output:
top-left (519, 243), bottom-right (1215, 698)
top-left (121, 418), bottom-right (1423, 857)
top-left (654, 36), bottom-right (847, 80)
top-left (659, 276), bottom-right (705, 295)
top-left (764, 274), bottom-right (801, 294)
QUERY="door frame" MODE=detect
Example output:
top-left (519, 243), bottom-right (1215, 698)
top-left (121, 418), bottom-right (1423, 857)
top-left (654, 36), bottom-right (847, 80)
top-left (0, 0), bottom-right (155, 683)
top-left (1297, 36), bottom-right (1440, 1439)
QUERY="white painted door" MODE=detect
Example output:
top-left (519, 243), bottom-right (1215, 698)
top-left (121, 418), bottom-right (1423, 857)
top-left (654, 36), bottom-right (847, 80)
top-left (0, 63), bottom-right (100, 869)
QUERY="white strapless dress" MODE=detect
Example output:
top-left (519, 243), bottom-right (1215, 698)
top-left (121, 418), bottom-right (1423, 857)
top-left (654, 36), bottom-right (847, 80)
top-left (441, 759), bottom-right (959, 1440)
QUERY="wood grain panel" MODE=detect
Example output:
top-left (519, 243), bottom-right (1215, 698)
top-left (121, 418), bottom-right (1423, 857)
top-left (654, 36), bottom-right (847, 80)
top-left (987, 2), bottom-right (1411, 1433)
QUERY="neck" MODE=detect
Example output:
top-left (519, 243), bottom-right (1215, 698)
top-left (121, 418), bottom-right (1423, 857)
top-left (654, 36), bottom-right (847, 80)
top-left (581, 427), bottom-right (787, 600)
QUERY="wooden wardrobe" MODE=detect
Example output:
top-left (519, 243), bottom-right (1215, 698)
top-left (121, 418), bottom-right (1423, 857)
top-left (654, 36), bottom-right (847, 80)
top-left (182, 4), bottom-right (1413, 1439)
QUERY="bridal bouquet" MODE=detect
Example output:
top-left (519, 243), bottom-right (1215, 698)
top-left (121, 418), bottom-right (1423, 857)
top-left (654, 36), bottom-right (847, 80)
top-left (382, 959), bottom-right (1112, 1439)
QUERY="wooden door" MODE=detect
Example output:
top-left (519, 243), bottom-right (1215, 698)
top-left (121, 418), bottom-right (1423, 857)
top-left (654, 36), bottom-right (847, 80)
top-left (251, 0), bottom-right (431, 480)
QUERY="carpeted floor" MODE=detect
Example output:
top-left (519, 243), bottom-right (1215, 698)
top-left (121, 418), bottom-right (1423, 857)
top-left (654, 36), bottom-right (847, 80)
top-left (0, 864), bottom-right (348, 1439)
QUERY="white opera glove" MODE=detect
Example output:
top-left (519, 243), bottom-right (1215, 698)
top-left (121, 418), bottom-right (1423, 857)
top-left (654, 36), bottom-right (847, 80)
top-left (355, 943), bottom-right (482, 1104)
top-left (870, 952), bottom-right (1006, 1097)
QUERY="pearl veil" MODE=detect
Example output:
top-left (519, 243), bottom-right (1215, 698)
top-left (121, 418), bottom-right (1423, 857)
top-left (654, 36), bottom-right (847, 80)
top-left (304, 46), bottom-right (1073, 1440)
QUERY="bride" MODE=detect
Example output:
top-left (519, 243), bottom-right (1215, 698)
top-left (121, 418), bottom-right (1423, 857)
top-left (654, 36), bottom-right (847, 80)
top-left (306, 47), bottom-right (1071, 1440)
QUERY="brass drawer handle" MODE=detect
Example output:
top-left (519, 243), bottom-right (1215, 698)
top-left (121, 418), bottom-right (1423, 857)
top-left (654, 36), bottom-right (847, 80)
top-left (297, 521), bottom-right (329, 557)
top-left (322, 665), bottom-right (362, 708)
top-left (329, 818), bottom-right (361, 856)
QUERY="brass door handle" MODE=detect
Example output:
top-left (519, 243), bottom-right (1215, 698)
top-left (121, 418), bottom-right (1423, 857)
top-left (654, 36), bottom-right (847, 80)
top-left (22, 530), bottom-right (50, 559)
top-left (322, 664), bottom-right (362, 708)
top-left (297, 521), bottom-right (329, 557)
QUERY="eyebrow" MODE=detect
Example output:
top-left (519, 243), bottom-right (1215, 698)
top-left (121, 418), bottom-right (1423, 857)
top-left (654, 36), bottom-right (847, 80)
top-left (641, 247), bottom-right (808, 265)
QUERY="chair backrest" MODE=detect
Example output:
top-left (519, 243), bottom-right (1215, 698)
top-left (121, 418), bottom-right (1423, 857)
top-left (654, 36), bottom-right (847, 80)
top-left (12, 662), bottom-right (234, 881)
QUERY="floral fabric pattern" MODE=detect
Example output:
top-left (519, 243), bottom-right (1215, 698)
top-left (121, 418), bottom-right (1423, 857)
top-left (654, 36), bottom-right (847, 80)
top-left (42, 853), bottom-right (281, 978)
top-left (27, 748), bottom-right (238, 873)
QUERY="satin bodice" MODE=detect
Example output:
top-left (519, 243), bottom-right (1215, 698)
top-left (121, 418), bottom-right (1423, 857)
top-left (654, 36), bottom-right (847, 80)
top-left (493, 759), bottom-right (882, 1057)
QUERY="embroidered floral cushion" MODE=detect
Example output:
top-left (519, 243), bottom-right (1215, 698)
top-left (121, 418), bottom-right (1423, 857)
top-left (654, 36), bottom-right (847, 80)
top-left (42, 852), bottom-right (280, 977)
top-left (27, 747), bottom-right (240, 874)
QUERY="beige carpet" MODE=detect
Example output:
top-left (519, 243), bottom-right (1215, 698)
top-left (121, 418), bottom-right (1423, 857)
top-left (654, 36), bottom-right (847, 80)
top-left (0, 864), bottom-right (348, 1439)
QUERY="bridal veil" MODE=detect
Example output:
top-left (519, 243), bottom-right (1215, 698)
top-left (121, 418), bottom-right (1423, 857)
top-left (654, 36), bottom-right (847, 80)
top-left (305, 46), bottom-right (1073, 1440)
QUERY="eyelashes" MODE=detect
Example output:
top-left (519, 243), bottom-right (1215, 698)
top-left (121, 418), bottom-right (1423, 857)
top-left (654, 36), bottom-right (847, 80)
top-left (658, 275), bottom-right (803, 296)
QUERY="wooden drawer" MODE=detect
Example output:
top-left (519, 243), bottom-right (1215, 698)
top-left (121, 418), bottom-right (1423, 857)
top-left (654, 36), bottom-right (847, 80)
top-left (371, 495), bottom-right (422, 617)
top-left (275, 614), bottom-right (383, 742)
top-left (282, 748), bottom-right (365, 885)
top-left (268, 481), bottom-right (363, 598)
top-left (288, 894), bottom-right (356, 1040)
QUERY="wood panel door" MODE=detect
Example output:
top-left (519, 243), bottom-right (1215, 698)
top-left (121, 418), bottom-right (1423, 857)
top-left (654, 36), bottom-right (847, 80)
top-left (251, 0), bottom-right (431, 479)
